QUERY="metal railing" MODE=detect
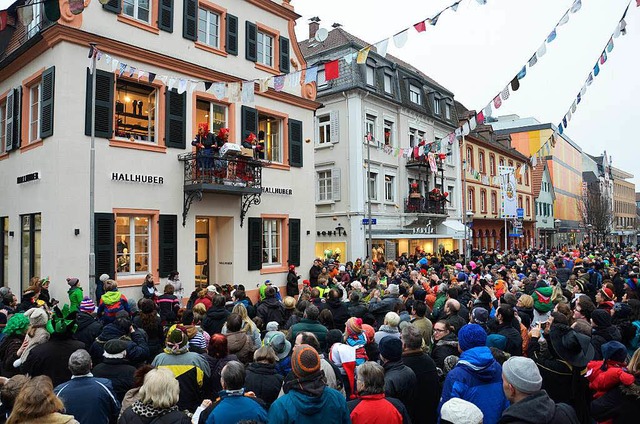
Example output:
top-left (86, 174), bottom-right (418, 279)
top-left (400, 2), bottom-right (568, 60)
top-left (404, 196), bottom-right (447, 215)
top-left (178, 152), bottom-right (263, 189)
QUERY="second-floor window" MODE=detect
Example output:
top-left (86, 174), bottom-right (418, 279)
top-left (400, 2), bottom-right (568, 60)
top-left (0, 99), bottom-right (7, 153)
top-left (195, 99), bottom-right (227, 135)
top-left (466, 146), bottom-right (473, 168)
top-left (384, 175), bottom-right (395, 202)
top-left (365, 114), bottom-right (376, 141)
top-left (491, 191), bottom-right (497, 214)
top-left (198, 8), bottom-right (220, 48)
top-left (257, 31), bottom-right (274, 67)
top-left (123, 0), bottom-right (151, 24)
top-left (368, 172), bottom-right (378, 201)
top-left (468, 189), bottom-right (475, 212)
top-left (318, 115), bottom-right (331, 145)
top-left (409, 85), bottom-right (421, 104)
top-left (29, 83), bottom-right (41, 143)
top-left (479, 151), bottom-right (485, 174)
top-left (448, 185), bottom-right (455, 207)
top-left (317, 170), bottom-right (332, 201)
top-left (383, 120), bottom-right (393, 146)
top-left (480, 189), bottom-right (487, 212)
top-left (490, 154), bottom-right (496, 176)
top-left (258, 113), bottom-right (282, 163)
top-left (115, 80), bottom-right (157, 143)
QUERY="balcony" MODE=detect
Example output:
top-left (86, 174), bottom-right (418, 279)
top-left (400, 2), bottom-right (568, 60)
top-left (404, 196), bottom-right (447, 216)
top-left (178, 152), bottom-right (263, 227)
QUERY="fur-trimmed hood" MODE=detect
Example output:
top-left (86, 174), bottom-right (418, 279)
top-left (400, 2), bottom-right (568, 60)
top-left (620, 378), bottom-right (640, 399)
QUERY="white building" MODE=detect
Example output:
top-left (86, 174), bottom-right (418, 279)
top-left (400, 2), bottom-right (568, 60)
top-left (0, 0), bottom-right (319, 302)
top-left (299, 24), bottom-right (464, 263)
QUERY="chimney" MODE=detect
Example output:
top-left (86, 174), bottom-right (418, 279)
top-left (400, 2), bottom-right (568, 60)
top-left (309, 17), bottom-right (320, 39)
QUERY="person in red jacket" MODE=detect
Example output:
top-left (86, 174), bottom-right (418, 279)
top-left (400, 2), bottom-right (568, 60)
top-left (348, 361), bottom-right (411, 424)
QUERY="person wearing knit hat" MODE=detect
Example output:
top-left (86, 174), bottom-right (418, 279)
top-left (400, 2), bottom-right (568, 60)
top-left (151, 327), bottom-right (211, 411)
top-left (1, 314), bottom-right (30, 377)
top-left (67, 278), bottom-right (83, 313)
top-left (378, 336), bottom-right (417, 416)
top-left (441, 398), bottom-right (483, 424)
top-left (269, 344), bottom-right (350, 423)
top-left (590, 309), bottom-right (621, 360)
top-left (438, 324), bottom-right (507, 424)
top-left (79, 297), bottom-right (96, 314)
top-left (13, 307), bottom-right (50, 369)
top-left (500, 356), bottom-right (580, 423)
top-left (595, 287), bottom-right (615, 311)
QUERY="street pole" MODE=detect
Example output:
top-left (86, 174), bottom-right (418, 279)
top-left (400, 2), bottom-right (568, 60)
top-left (504, 216), bottom-right (508, 253)
top-left (460, 135), bottom-right (468, 262)
top-left (366, 134), bottom-right (372, 263)
top-left (89, 43), bottom-right (97, 301)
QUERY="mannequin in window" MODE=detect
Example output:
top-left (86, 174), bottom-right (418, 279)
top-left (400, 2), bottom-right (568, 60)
top-left (192, 123), bottom-right (214, 178)
top-left (117, 235), bottom-right (128, 254)
top-left (117, 248), bottom-right (130, 273)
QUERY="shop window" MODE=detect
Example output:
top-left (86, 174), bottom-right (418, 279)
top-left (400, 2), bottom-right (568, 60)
top-left (409, 84), bottom-right (421, 104)
top-left (258, 112), bottom-right (282, 163)
top-left (368, 172), bottom-right (378, 201)
top-left (20, 213), bottom-right (41, 290)
top-left (318, 115), bottom-right (331, 145)
top-left (491, 191), bottom-right (497, 214)
top-left (257, 31), bottom-right (274, 67)
top-left (384, 73), bottom-right (392, 94)
top-left (195, 99), bottom-right (227, 135)
top-left (489, 154), bottom-right (496, 176)
top-left (262, 218), bottom-right (281, 266)
top-left (365, 114), bottom-right (376, 141)
top-left (114, 79), bottom-right (157, 143)
top-left (123, 0), bottom-right (151, 23)
top-left (366, 65), bottom-right (375, 86)
top-left (383, 120), bottom-right (393, 146)
top-left (198, 7), bottom-right (220, 48)
top-left (116, 216), bottom-right (151, 275)
top-left (1, 217), bottom-right (7, 286)
top-left (317, 170), bottom-right (332, 201)
top-left (385, 175), bottom-right (395, 202)
top-left (0, 98), bottom-right (6, 153)
top-left (28, 82), bottom-right (41, 143)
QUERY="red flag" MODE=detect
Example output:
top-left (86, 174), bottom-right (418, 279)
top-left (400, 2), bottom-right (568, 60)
top-left (636, 0), bottom-right (639, 7)
top-left (414, 20), bottom-right (427, 33)
top-left (0, 11), bottom-right (7, 31)
top-left (476, 111), bottom-right (485, 125)
top-left (325, 60), bottom-right (339, 81)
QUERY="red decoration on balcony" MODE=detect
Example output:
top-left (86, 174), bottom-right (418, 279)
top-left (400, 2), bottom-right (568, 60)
top-left (438, 153), bottom-right (447, 161)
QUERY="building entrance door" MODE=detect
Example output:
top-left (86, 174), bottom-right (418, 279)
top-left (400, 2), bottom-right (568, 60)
top-left (195, 216), bottom-right (234, 287)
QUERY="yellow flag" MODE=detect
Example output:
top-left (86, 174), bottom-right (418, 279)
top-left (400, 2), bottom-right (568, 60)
top-left (356, 47), bottom-right (370, 64)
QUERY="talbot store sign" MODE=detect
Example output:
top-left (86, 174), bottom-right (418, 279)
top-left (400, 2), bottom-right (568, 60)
top-left (111, 173), bottom-right (164, 184)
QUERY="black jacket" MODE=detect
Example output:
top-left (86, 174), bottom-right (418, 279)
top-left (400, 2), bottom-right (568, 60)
top-left (383, 360), bottom-right (417, 416)
top-left (401, 350), bottom-right (439, 424)
top-left (322, 299), bottom-right (350, 333)
top-left (556, 268), bottom-right (572, 285)
top-left (89, 323), bottom-right (150, 366)
top-left (495, 323), bottom-right (523, 356)
top-left (346, 301), bottom-right (368, 319)
top-left (201, 307), bottom-right (230, 336)
top-left (591, 325), bottom-right (622, 360)
top-left (118, 407), bottom-right (191, 424)
top-left (309, 265), bottom-right (322, 286)
top-left (20, 336), bottom-right (86, 387)
top-left (498, 390), bottom-right (580, 423)
top-left (0, 335), bottom-right (23, 377)
top-left (73, 312), bottom-right (103, 350)
top-left (286, 271), bottom-right (300, 296)
top-left (244, 362), bottom-right (284, 409)
top-left (256, 298), bottom-right (286, 327)
top-left (591, 377), bottom-right (640, 424)
top-left (430, 333), bottom-right (459, 370)
top-left (92, 357), bottom-right (137, 402)
top-left (132, 315), bottom-right (164, 358)
top-left (203, 354), bottom-right (238, 398)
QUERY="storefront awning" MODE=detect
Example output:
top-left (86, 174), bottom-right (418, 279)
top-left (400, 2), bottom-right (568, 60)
top-left (441, 220), bottom-right (466, 240)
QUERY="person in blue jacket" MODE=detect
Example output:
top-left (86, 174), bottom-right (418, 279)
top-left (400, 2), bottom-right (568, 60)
top-left (269, 344), bottom-right (350, 424)
top-left (438, 323), bottom-right (509, 424)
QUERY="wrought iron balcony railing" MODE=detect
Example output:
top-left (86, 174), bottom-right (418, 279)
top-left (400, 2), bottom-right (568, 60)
top-left (404, 196), bottom-right (447, 215)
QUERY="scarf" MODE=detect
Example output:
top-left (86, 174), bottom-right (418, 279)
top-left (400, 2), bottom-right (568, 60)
top-left (131, 400), bottom-right (179, 418)
top-left (283, 370), bottom-right (327, 397)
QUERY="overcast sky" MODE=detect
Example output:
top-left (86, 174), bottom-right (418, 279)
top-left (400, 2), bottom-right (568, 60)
top-left (294, 0), bottom-right (639, 186)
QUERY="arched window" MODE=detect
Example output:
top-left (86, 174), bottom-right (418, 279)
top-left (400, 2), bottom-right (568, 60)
top-left (468, 188), bottom-right (475, 212)
top-left (491, 191), bottom-right (497, 214)
top-left (478, 150), bottom-right (485, 174)
top-left (526, 198), bottom-right (531, 217)
top-left (489, 154), bottom-right (496, 176)
top-left (466, 146), bottom-right (473, 169)
top-left (480, 189), bottom-right (487, 213)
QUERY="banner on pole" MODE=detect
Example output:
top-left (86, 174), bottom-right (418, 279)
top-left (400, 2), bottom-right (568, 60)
top-left (499, 166), bottom-right (517, 218)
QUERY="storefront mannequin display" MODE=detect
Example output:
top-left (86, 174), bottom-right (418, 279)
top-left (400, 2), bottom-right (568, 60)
top-left (191, 123), bottom-right (214, 177)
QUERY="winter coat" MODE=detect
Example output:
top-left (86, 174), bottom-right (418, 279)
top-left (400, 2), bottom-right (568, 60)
top-left (401, 349), bottom-right (439, 424)
top-left (225, 331), bottom-right (255, 364)
top-left (518, 307), bottom-right (534, 329)
top-left (430, 332), bottom-right (458, 370)
top-left (369, 295), bottom-right (402, 326)
top-left (494, 323), bottom-right (523, 356)
top-left (256, 298), bottom-right (286, 327)
top-left (348, 393), bottom-right (411, 424)
top-left (346, 301), bottom-right (368, 319)
top-left (439, 346), bottom-right (509, 424)
top-left (90, 323), bottom-right (150, 366)
top-left (19, 413), bottom-right (79, 424)
top-left (152, 351), bottom-right (211, 412)
top-left (54, 376), bottom-right (120, 424)
top-left (289, 318), bottom-right (328, 351)
top-left (286, 271), bottom-right (300, 296)
top-left (97, 291), bottom-right (130, 325)
top-left (92, 357), bottom-right (137, 402)
top-left (132, 315), bottom-right (164, 358)
top-left (309, 265), bottom-right (323, 286)
top-left (141, 283), bottom-right (157, 300)
top-left (67, 287), bottom-right (83, 313)
top-left (201, 306), bottom-right (230, 336)
top-left (203, 354), bottom-right (238, 398)
top-left (204, 390), bottom-right (268, 424)
top-left (156, 293), bottom-right (179, 323)
top-left (591, 376), bottom-right (640, 424)
top-left (193, 296), bottom-right (212, 311)
top-left (0, 334), bottom-right (23, 377)
top-left (374, 325), bottom-right (401, 345)
top-left (268, 386), bottom-right (350, 424)
top-left (498, 390), bottom-right (580, 424)
top-left (322, 299), bottom-right (350, 333)
top-left (118, 407), bottom-right (191, 424)
top-left (592, 325), bottom-right (622, 360)
top-left (244, 362), bottom-right (284, 409)
top-left (20, 336), bottom-right (86, 387)
top-left (382, 360), bottom-right (417, 415)
top-left (73, 311), bottom-right (103, 350)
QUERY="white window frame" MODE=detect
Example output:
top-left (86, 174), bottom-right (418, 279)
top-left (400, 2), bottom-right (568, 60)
top-left (433, 97), bottom-right (441, 115)
top-left (317, 170), bottom-right (332, 201)
top-left (258, 113), bottom-right (283, 163)
top-left (114, 79), bottom-right (158, 144)
top-left (365, 114), bottom-right (376, 142)
top-left (29, 83), bottom-right (41, 143)
top-left (409, 128), bottom-right (417, 148)
top-left (491, 192), bottom-right (497, 214)
top-left (116, 215), bottom-right (151, 276)
top-left (447, 185), bottom-right (455, 208)
top-left (368, 172), bottom-right (378, 202)
top-left (27, 2), bottom-right (41, 38)
top-left (0, 100), bottom-right (6, 154)
top-left (257, 31), bottom-right (274, 67)
top-left (445, 103), bottom-right (451, 119)
top-left (197, 8), bottom-right (220, 48)
top-left (196, 99), bottom-right (228, 135)
top-left (317, 114), bottom-right (331, 145)
top-left (317, 69), bottom-right (327, 88)
top-left (384, 175), bottom-right (395, 202)
top-left (409, 84), bottom-right (422, 104)
top-left (383, 120), bottom-right (394, 147)
top-left (468, 189), bottom-right (474, 212)
top-left (384, 73), bottom-right (392, 94)
top-left (480, 190), bottom-right (487, 212)
top-left (122, 0), bottom-right (152, 24)
top-left (478, 151), bottom-right (485, 173)
top-left (262, 218), bottom-right (282, 266)
top-left (366, 65), bottom-right (375, 86)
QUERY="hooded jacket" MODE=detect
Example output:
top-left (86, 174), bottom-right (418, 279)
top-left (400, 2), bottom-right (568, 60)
top-left (591, 376), bottom-right (640, 424)
top-left (591, 325), bottom-right (622, 360)
top-left (438, 346), bottom-right (509, 424)
top-left (256, 297), bottom-right (286, 327)
top-left (67, 286), bottom-right (83, 313)
top-left (97, 291), bottom-right (130, 324)
top-left (73, 311), bottom-right (103, 350)
top-left (201, 306), bottom-right (230, 336)
top-left (383, 360), bottom-right (417, 416)
top-left (225, 331), bottom-right (255, 364)
top-left (431, 332), bottom-right (459, 370)
top-left (498, 390), bottom-right (580, 424)
top-left (268, 385), bottom-right (350, 424)
top-left (244, 362), bottom-right (284, 408)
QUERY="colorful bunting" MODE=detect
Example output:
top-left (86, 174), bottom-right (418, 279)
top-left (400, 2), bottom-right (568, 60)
top-left (476, 111), bottom-right (485, 125)
top-left (517, 66), bottom-right (527, 80)
top-left (501, 86), bottom-right (510, 101)
top-left (212, 82), bottom-right (226, 100)
top-left (570, 0), bottom-right (582, 14)
top-left (414, 20), bottom-right (427, 33)
top-left (393, 30), bottom-right (409, 48)
top-left (325, 60), bottom-right (339, 80)
top-left (356, 47), bottom-right (370, 64)
top-left (536, 42), bottom-right (547, 58)
top-left (528, 53), bottom-right (538, 67)
top-left (546, 29), bottom-right (557, 43)
top-left (558, 12), bottom-right (570, 26)
top-left (606, 38), bottom-right (614, 53)
top-left (305, 66), bottom-right (318, 84)
top-left (227, 82), bottom-right (240, 102)
top-left (375, 38), bottom-right (389, 58)
top-left (241, 81), bottom-right (255, 104)
top-left (273, 75), bottom-right (285, 92)
top-left (510, 76), bottom-right (520, 92)
top-left (493, 95), bottom-right (502, 109)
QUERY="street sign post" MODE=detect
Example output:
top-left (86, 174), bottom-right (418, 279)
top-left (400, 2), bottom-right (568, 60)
top-left (362, 218), bottom-right (377, 225)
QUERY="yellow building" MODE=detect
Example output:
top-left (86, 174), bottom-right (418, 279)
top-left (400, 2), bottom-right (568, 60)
top-left (611, 167), bottom-right (636, 244)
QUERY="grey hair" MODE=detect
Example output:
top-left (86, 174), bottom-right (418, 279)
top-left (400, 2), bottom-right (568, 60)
top-left (356, 362), bottom-right (386, 395)
top-left (68, 349), bottom-right (92, 375)
top-left (401, 325), bottom-right (423, 350)
top-left (221, 361), bottom-right (245, 390)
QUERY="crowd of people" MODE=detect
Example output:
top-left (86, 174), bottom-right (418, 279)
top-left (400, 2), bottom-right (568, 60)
top-left (0, 244), bottom-right (638, 423)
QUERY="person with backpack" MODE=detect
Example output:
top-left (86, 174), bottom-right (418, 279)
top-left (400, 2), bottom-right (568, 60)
top-left (97, 279), bottom-right (131, 325)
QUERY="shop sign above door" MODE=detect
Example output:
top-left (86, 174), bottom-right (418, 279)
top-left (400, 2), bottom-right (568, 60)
top-left (412, 219), bottom-right (435, 235)
top-left (111, 173), bottom-right (164, 184)
top-left (17, 172), bottom-right (39, 184)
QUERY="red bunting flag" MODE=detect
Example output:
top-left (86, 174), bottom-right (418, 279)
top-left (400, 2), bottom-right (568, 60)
top-left (325, 60), bottom-right (339, 81)
top-left (476, 111), bottom-right (485, 125)
top-left (637, 0), bottom-right (640, 7)
top-left (414, 20), bottom-right (427, 33)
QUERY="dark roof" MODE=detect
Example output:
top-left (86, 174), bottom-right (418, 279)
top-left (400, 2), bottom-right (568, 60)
top-left (299, 27), bottom-right (453, 95)
top-left (582, 171), bottom-right (599, 184)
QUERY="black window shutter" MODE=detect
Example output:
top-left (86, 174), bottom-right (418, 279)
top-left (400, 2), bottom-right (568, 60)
top-left (288, 218), bottom-right (301, 267)
top-left (5, 89), bottom-right (14, 153)
top-left (11, 86), bottom-right (21, 151)
top-left (40, 66), bottom-right (55, 139)
top-left (241, 105), bottom-right (258, 141)
top-left (245, 21), bottom-right (257, 62)
top-left (159, 215), bottom-right (177, 278)
top-left (279, 36), bottom-right (290, 73)
top-left (165, 88), bottom-right (186, 149)
top-left (102, 0), bottom-right (121, 14)
top-left (95, 213), bottom-right (115, 284)
top-left (85, 69), bottom-right (114, 139)
top-left (288, 118), bottom-right (303, 167)
top-left (225, 13), bottom-right (238, 55)
top-left (158, 0), bottom-right (174, 33)
top-left (182, 0), bottom-right (197, 41)
top-left (247, 217), bottom-right (262, 271)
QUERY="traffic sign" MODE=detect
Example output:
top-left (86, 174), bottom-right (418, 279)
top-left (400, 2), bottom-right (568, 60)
top-left (362, 218), bottom-right (377, 225)
top-left (516, 208), bottom-right (524, 219)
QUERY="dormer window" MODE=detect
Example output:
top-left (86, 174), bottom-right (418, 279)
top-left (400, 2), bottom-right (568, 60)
top-left (433, 97), bottom-right (441, 115)
top-left (409, 84), bottom-right (421, 104)
top-left (384, 73), bottom-right (392, 94)
top-left (366, 65), bottom-right (375, 86)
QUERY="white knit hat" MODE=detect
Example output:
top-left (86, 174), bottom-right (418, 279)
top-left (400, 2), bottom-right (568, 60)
top-left (440, 398), bottom-right (483, 424)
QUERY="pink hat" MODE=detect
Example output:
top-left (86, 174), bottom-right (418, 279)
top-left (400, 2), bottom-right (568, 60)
top-left (455, 263), bottom-right (463, 270)
top-left (469, 261), bottom-right (476, 270)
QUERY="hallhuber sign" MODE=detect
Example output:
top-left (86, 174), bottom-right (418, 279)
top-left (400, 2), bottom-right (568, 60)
top-left (111, 173), bottom-right (164, 184)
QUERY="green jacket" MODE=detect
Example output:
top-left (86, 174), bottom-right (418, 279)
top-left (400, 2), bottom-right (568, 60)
top-left (289, 318), bottom-right (328, 351)
top-left (68, 286), bottom-right (83, 312)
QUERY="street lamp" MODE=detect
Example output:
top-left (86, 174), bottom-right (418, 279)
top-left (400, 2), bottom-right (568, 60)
top-left (465, 210), bottom-right (474, 262)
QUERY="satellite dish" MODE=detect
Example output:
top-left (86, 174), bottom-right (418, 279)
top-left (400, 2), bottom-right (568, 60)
top-left (315, 28), bottom-right (328, 43)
